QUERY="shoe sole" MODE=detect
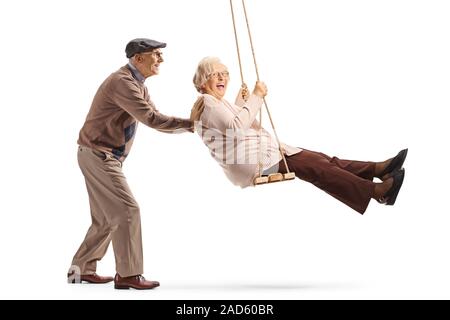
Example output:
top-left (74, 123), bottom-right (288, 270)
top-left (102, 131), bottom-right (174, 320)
top-left (380, 149), bottom-right (408, 179)
top-left (114, 284), bottom-right (160, 290)
top-left (114, 285), bottom-right (130, 290)
top-left (386, 169), bottom-right (405, 205)
top-left (68, 279), bottom-right (113, 284)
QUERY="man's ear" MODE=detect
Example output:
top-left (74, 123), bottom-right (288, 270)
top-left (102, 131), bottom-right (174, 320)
top-left (135, 54), bottom-right (143, 63)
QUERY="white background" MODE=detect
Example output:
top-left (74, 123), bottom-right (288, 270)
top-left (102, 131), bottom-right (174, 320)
top-left (0, 0), bottom-right (449, 300)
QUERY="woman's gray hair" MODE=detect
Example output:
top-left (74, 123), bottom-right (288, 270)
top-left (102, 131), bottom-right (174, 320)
top-left (193, 57), bottom-right (223, 93)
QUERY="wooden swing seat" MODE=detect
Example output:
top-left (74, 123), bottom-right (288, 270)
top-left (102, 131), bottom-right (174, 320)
top-left (254, 172), bottom-right (295, 185)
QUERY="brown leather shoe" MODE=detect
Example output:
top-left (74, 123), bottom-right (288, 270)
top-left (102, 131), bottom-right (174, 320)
top-left (114, 273), bottom-right (160, 290)
top-left (68, 272), bottom-right (114, 284)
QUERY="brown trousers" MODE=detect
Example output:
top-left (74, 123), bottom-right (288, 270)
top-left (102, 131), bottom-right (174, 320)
top-left (273, 149), bottom-right (376, 214)
top-left (70, 146), bottom-right (143, 277)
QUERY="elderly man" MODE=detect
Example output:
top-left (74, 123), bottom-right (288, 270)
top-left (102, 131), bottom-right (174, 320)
top-left (68, 38), bottom-right (193, 290)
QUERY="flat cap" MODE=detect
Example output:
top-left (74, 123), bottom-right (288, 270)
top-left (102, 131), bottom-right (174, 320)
top-left (125, 38), bottom-right (167, 58)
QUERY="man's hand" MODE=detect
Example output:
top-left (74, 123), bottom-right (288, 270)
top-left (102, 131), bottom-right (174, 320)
top-left (190, 96), bottom-right (205, 131)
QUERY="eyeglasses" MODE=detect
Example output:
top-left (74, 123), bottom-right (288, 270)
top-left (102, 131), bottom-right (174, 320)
top-left (208, 71), bottom-right (230, 80)
top-left (140, 51), bottom-right (163, 59)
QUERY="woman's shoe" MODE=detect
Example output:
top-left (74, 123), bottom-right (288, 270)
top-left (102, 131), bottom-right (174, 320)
top-left (377, 169), bottom-right (405, 205)
top-left (378, 149), bottom-right (408, 180)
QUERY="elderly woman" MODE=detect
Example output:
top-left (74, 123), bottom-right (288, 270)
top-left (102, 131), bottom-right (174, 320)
top-left (191, 57), bottom-right (406, 214)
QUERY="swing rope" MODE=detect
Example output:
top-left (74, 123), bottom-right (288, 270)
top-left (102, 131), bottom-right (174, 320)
top-left (229, 0), bottom-right (292, 180)
top-left (229, 0), bottom-right (245, 86)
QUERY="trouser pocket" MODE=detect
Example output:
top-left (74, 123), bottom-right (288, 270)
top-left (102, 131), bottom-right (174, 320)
top-left (91, 149), bottom-right (107, 161)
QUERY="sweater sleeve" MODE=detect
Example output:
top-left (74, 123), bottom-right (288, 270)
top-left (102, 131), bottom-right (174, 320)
top-left (234, 88), bottom-right (246, 107)
top-left (112, 76), bottom-right (192, 132)
top-left (203, 94), bottom-right (263, 131)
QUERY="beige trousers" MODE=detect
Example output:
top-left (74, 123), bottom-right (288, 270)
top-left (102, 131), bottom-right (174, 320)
top-left (70, 146), bottom-right (143, 277)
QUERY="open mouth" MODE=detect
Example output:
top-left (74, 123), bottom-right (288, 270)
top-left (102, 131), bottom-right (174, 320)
top-left (216, 84), bottom-right (225, 90)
